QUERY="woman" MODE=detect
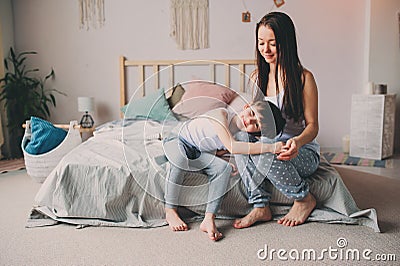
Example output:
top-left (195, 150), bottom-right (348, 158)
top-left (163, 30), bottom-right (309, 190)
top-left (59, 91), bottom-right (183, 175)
top-left (233, 11), bottom-right (320, 228)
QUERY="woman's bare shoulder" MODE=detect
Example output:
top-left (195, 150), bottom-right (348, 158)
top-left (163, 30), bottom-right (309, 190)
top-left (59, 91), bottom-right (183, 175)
top-left (303, 68), bottom-right (317, 85)
top-left (303, 68), bottom-right (315, 80)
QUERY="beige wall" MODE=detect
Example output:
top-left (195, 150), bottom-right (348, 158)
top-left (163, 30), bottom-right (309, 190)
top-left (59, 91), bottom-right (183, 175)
top-left (9, 0), bottom-right (400, 150)
top-left (368, 0), bottom-right (400, 152)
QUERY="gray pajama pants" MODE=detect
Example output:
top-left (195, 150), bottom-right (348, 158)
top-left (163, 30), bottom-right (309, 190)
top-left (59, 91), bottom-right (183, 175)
top-left (234, 132), bottom-right (320, 208)
top-left (163, 137), bottom-right (232, 214)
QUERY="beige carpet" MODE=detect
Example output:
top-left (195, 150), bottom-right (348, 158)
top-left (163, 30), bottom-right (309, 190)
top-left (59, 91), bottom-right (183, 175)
top-left (0, 168), bottom-right (398, 265)
top-left (336, 167), bottom-right (400, 234)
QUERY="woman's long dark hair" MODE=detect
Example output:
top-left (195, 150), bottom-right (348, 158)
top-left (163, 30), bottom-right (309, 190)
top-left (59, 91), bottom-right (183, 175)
top-left (255, 12), bottom-right (305, 122)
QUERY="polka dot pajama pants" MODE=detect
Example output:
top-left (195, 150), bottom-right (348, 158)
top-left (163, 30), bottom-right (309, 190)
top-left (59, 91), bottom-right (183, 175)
top-left (234, 134), bottom-right (320, 208)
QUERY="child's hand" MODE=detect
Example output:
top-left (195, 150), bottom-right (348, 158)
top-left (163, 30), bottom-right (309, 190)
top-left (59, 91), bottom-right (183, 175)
top-left (216, 150), bottom-right (229, 157)
top-left (271, 141), bottom-right (285, 154)
top-left (229, 162), bottom-right (238, 176)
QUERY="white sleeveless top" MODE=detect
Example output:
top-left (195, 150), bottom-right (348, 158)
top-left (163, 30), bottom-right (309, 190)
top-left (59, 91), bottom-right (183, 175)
top-left (179, 108), bottom-right (236, 152)
top-left (264, 92), bottom-right (320, 155)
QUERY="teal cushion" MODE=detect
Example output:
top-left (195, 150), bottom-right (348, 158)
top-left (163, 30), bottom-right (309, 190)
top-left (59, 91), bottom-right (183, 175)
top-left (24, 117), bottom-right (67, 155)
top-left (121, 88), bottom-right (177, 121)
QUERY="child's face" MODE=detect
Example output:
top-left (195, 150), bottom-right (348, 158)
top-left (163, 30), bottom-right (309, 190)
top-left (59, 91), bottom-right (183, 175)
top-left (238, 105), bottom-right (262, 133)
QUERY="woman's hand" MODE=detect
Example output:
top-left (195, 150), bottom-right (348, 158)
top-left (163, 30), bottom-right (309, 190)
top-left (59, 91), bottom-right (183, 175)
top-left (277, 138), bottom-right (299, 160)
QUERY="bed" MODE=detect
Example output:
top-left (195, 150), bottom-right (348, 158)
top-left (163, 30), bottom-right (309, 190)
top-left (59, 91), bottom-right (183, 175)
top-left (27, 56), bottom-right (380, 232)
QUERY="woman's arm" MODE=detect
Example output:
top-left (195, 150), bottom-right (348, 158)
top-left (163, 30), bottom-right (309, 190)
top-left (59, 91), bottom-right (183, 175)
top-left (296, 69), bottom-right (319, 147)
top-left (278, 69), bottom-right (319, 160)
top-left (209, 109), bottom-right (283, 155)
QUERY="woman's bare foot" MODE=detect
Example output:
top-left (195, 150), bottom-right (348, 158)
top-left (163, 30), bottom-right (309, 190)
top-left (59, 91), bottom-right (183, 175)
top-left (278, 193), bottom-right (316, 227)
top-left (200, 213), bottom-right (223, 241)
top-left (165, 208), bottom-right (188, 231)
top-left (233, 206), bottom-right (272, 229)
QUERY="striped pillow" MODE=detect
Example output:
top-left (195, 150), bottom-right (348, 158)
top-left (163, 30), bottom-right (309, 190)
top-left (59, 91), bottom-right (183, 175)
top-left (24, 117), bottom-right (67, 155)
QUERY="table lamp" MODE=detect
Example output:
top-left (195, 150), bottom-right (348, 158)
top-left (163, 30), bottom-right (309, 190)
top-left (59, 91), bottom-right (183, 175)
top-left (78, 97), bottom-right (95, 128)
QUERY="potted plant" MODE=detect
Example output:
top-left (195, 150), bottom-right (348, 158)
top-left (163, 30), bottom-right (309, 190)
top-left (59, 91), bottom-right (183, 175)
top-left (0, 47), bottom-right (65, 158)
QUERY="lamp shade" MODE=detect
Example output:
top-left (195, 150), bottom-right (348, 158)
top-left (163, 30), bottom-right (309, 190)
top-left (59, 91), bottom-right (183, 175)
top-left (78, 97), bottom-right (94, 112)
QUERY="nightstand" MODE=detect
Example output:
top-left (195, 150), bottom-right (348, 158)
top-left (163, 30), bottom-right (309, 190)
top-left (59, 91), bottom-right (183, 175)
top-left (349, 94), bottom-right (396, 160)
top-left (78, 126), bottom-right (95, 141)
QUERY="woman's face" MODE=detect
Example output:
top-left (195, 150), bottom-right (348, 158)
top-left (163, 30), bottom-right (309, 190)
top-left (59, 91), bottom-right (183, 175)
top-left (257, 25), bottom-right (277, 64)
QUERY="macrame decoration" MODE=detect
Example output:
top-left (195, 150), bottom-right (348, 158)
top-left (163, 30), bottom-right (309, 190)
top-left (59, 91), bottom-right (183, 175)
top-left (79, 0), bottom-right (105, 30)
top-left (170, 0), bottom-right (209, 50)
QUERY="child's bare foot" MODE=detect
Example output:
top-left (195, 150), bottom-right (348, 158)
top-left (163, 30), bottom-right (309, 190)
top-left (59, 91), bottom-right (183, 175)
top-left (200, 213), bottom-right (223, 241)
top-left (278, 193), bottom-right (316, 227)
top-left (165, 208), bottom-right (188, 231)
top-left (233, 206), bottom-right (272, 229)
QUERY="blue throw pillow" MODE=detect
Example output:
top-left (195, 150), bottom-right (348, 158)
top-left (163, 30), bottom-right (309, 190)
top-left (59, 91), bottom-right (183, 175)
top-left (121, 88), bottom-right (177, 121)
top-left (24, 117), bottom-right (67, 155)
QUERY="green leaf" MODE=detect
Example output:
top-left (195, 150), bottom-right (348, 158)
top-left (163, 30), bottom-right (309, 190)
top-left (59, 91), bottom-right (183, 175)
top-left (45, 69), bottom-right (55, 80)
top-left (0, 47), bottom-right (65, 134)
top-left (50, 94), bottom-right (56, 106)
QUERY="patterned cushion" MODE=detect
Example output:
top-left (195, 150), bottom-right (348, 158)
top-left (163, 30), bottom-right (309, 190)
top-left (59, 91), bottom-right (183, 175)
top-left (24, 117), bottom-right (67, 155)
top-left (121, 88), bottom-right (177, 121)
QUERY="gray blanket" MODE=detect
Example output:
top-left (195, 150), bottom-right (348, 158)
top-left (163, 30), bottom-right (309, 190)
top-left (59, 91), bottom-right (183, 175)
top-left (26, 119), bottom-right (380, 232)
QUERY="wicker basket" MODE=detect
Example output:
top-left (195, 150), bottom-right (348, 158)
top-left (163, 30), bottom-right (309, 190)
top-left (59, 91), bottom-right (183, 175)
top-left (22, 120), bottom-right (82, 183)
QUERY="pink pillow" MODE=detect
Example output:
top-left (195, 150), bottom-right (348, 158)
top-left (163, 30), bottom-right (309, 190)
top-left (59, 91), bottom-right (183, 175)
top-left (228, 92), bottom-right (253, 112)
top-left (172, 81), bottom-right (237, 118)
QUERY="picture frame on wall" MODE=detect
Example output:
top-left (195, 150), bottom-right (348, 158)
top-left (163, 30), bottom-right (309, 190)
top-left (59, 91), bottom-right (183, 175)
top-left (274, 0), bottom-right (285, 8)
top-left (242, 11), bottom-right (251, 22)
